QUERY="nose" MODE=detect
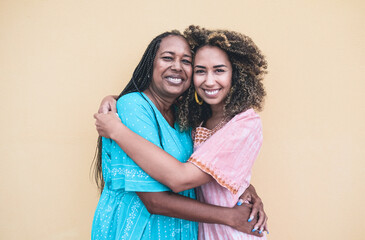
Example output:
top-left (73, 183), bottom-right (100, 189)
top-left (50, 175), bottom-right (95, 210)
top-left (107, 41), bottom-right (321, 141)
top-left (204, 72), bottom-right (215, 86)
top-left (171, 60), bottom-right (182, 71)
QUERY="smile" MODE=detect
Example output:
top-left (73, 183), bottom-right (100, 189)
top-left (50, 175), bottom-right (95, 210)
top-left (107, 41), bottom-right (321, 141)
top-left (204, 89), bottom-right (220, 96)
top-left (166, 77), bottom-right (183, 85)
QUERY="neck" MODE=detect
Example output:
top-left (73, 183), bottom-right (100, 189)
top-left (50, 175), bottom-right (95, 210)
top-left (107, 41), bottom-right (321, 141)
top-left (210, 104), bottom-right (225, 120)
top-left (205, 104), bottom-right (226, 130)
top-left (144, 88), bottom-right (174, 113)
top-left (143, 88), bottom-right (176, 127)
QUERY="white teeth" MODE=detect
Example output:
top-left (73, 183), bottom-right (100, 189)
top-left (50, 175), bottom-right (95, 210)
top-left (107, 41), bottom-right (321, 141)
top-left (205, 90), bottom-right (219, 95)
top-left (167, 77), bottom-right (182, 84)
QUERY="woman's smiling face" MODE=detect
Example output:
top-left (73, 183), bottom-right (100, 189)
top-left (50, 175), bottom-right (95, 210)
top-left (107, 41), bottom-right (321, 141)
top-left (193, 45), bottom-right (232, 109)
top-left (150, 35), bottom-right (193, 99)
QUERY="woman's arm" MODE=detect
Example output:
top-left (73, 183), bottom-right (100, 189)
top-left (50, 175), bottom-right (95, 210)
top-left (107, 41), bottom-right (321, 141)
top-left (98, 95), bottom-right (118, 114)
top-left (94, 112), bottom-right (211, 193)
top-left (240, 184), bottom-right (269, 234)
top-left (137, 191), bottom-right (263, 237)
top-left (95, 99), bottom-right (268, 233)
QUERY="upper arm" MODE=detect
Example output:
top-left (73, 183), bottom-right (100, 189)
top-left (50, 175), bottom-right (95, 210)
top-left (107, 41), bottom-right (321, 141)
top-left (172, 162), bottom-right (213, 192)
top-left (111, 94), bottom-right (170, 192)
top-left (187, 110), bottom-right (263, 196)
top-left (116, 96), bottom-right (160, 141)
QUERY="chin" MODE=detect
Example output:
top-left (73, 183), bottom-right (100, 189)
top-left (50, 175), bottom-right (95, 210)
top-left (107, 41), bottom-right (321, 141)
top-left (203, 99), bottom-right (222, 105)
top-left (166, 89), bottom-right (186, 97)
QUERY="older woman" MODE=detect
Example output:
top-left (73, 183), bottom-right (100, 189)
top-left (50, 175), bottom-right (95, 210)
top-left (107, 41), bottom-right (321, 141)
top-left (94, 26), bottom-right (269, 239)
top-left (91, 30), bottom-right (265, 240)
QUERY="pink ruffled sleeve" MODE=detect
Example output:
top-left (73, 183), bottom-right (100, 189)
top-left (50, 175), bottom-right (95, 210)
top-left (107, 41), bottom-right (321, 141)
top-left (188, 109), bottom-right (263, 195)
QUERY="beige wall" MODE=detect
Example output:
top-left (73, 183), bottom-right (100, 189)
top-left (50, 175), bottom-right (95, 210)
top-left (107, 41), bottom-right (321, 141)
top-left (1, 0), bottom-right (364, 239)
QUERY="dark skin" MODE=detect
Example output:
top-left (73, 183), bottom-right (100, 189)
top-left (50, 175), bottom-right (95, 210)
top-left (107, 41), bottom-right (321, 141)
top-left (137, 191), bottom-right (262, 236)
top-left (98, 95), bottom-right (268, 235)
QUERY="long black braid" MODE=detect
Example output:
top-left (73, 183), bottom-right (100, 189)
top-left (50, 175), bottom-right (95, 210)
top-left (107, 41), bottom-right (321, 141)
top-left (92, 30), bottom-right (184, 193)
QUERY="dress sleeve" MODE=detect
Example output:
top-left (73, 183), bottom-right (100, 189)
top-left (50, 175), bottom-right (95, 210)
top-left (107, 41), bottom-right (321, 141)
top-left (110, 93), bottom-right (170, 192)
top-left (188, 109), bottom-right (263, 195)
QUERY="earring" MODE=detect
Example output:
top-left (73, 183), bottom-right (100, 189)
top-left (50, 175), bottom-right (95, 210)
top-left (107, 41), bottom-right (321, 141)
top-left (194, 91), bottom-right (203, 105)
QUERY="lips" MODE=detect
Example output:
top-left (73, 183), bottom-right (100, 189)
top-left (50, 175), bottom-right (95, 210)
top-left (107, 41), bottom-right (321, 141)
top-left (204, 89), bottom-right (219, 95)
top-left (166, 77), bottom-right (182, 84)
top-left (165, 75), bottom-right (184, 85)
top-left (202, 88), bottom-right (221, 97)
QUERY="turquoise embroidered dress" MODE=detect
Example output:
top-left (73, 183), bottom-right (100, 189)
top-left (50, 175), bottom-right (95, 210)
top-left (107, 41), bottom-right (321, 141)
top-left (91, 92), bottom-right (198, 240)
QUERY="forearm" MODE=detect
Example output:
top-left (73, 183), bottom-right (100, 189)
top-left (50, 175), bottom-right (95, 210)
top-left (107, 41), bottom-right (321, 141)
top-left (138, 191), bottom-right (262, 236)
top-left (138, 191), bottom-right (232, 225)
top-left (111, 124), bottom-right (209, 192)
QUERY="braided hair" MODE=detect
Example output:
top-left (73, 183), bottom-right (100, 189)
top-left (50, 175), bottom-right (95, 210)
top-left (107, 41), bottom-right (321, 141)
top-left (93, 30), bottom-right (184, 193)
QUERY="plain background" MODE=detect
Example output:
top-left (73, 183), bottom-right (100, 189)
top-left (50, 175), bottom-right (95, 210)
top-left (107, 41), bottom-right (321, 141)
top-left (1, 0), bottom-right (364, 239)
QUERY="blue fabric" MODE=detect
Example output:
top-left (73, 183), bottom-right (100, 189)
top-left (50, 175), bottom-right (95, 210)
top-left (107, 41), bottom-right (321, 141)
top-left (91, 92), bottom-right (198, 240)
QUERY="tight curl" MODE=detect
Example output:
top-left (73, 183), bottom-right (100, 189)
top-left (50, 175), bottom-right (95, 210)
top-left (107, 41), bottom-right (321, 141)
top-left (176, 25), bottom-right (268, 130)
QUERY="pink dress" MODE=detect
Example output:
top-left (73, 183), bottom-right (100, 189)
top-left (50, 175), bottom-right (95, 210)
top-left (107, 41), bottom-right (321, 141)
top-left (188, 109), bottom-right (267, 240)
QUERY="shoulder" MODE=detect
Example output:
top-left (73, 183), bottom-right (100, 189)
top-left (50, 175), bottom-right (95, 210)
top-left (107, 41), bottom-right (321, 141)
top-left (116, 92), bottom-right (152, 114)
top-left (117, 92), bottom-right (148, 107)
top-left (232, 108), bottom-right (261, 125)
top-left (226, 109), bottom-right (262, 138)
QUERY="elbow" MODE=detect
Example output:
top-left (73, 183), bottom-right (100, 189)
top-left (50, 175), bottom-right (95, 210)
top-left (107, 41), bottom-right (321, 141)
top-left (169, 185), bottom-right (183, 194)
top-left (167, 170), bottom-right (196, 193)
top-left (168, 179), bottom-right (192, 193)
top-left (143, 197), bottom-right (160, 214)
top-left (140, 192), bottom-right (173, 215)
top-left (145, 205), bottom-right (157, 215)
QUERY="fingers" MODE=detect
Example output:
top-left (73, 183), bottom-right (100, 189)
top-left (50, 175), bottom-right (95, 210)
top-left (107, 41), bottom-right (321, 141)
top-left (263, 221), bottom-right (269, 234)
top-left (254, 210), bottom-right (267, 234)
top-left (98, 103), bottom-right (109, 114)
top-left (250, 230), bottom-right (263, 237)
top-left (110, 100), bottom-right (117, 113)
top-left (253, 209), bottom-right (264, 230)
top-left (237, 199), bottom-right (244, 206)
top-left (98, 96), bottom-right (117, 114)
top-left (250, 199), bottom-right (265, 232)
top-left (261, 217), bottom-right (269, 235)
top-left (248, 204), bottom-right (258, 223)
top-left (239, 194), bottom-right (252, 204)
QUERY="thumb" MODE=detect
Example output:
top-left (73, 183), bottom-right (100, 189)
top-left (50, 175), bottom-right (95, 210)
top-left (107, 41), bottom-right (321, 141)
top-left (111, 100), bottom-right (117, 113)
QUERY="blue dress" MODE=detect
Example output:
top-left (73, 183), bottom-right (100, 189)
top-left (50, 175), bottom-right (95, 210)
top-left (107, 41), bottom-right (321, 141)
top-left (91, 92), bottom-right (198, 240)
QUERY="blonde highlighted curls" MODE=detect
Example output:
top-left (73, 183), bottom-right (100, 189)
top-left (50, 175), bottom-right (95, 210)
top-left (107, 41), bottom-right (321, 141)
top-left (176, 25), bottom-right (268, 131)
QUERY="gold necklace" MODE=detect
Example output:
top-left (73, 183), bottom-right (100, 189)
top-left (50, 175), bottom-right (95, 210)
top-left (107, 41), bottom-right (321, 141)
top-left (210, 117), bottom-right (228, 132)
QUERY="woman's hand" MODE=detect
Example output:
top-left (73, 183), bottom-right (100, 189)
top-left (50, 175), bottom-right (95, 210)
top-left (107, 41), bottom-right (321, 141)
top-left (94, 112), bottom-right (122, 139)
top-left (228, 203), bottom-right (264, 237)
top-left (98, 95), bottom-right (118, 114)
top-left (238, 184), bottom-right (269, 234)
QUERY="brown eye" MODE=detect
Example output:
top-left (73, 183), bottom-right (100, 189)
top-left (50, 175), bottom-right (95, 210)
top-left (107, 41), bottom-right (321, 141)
top-left (195, 69), bottom-right (205, 74)
top-left (182, 59), bottom-right (192, 65)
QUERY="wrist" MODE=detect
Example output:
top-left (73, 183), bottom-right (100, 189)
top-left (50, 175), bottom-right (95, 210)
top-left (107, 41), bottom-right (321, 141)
top-left (220, 208), bottom-right (236, 227)
top-left (109, 122), bottom-right (124, 140)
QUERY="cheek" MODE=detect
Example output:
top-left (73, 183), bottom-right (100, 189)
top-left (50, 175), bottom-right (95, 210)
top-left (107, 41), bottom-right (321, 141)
top-left (225, 74), bottom-right (233, 89)
top-left (185, 66), bottom-right (193, 78)
top-left (184, 77), bottom-right (192, 88)
top-left (193, 76), bottom-right (202, 89)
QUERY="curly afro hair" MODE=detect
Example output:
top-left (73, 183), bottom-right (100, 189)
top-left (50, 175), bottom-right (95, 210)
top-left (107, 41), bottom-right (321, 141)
top-left (176, 25), bottom-right (268, 130)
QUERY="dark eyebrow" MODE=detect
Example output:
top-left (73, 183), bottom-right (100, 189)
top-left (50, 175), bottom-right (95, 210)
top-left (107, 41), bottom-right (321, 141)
top-left (194, 64), bottom-right (228, 69)
top-left (194, 65), bottom-right (206, 69)
top-left (161, 51), bottom-right (192, 58)
top-left (213, 64), bottom-right (228, 68)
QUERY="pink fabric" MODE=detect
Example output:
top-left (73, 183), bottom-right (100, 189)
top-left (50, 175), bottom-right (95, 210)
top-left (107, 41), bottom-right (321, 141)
top-left (188, 109), bottom-right (267, 240)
